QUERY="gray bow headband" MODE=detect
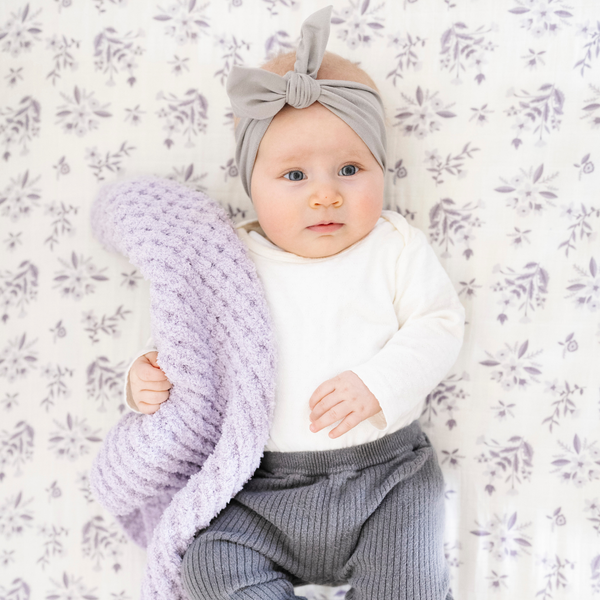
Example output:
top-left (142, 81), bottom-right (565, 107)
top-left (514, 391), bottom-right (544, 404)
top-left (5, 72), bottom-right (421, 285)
top-left (226, 4), bottom-right (387, 199)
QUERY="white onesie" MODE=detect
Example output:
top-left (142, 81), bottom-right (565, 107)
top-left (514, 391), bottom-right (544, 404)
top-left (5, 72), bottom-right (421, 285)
top-left (124, 210), bottom-right (465, 452)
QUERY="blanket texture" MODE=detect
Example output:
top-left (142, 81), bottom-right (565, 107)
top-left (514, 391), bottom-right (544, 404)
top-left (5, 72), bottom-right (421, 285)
top-left (88, 176), bottom-right (277, 600)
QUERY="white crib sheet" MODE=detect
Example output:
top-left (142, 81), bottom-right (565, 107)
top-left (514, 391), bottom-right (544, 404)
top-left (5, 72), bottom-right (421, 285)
top-left (0, 0), bottom-right (599, 598)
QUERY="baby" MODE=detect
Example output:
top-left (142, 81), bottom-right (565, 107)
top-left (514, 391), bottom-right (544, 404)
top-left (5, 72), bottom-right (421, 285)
top-left (125, 6), bottom-right (463, 599)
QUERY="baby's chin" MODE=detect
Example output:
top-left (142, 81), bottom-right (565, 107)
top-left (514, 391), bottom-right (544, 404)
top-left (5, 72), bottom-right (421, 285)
top-left (284, 232), bottom-right (367, 259)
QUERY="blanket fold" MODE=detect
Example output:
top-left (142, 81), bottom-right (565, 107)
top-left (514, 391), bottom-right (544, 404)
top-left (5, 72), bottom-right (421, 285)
top-left (88, 176), bottom-right (276, 600)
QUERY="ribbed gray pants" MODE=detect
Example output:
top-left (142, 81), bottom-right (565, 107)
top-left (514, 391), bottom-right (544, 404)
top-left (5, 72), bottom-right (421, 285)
top-left (181, 419), bottom-right (453, 600)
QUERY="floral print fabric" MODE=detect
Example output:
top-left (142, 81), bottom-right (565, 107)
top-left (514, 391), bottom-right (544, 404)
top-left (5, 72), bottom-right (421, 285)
top-left (0, 1), bottom-right (599, 599)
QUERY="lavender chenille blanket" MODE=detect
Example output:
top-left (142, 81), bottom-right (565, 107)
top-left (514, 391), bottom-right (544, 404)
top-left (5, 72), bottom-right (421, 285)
top-left (88, 176), bottom-right (277, 600)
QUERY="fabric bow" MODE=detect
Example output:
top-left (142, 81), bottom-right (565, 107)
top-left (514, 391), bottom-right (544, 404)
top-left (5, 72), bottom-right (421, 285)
top-left (226, 5), bottom-right (387, 198)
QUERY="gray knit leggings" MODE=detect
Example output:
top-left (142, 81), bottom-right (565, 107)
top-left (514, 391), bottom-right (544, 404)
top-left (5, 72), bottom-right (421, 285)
top-left (181, 419), bottom-right (453, 600)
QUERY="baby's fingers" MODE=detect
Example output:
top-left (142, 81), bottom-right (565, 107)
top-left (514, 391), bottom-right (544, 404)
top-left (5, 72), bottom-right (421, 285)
top-left (137, 389), bottom-right (170, 407)
top-left (137, 360), bottom-right (168, 383)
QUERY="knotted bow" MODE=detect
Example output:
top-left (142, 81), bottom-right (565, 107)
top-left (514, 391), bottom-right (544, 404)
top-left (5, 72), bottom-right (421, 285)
top-left (226, 5), bottom-right (387, 198)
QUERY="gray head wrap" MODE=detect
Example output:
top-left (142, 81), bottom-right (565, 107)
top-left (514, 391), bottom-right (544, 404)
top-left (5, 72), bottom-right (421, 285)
top-left (226, 5), bottom-right (387, 199)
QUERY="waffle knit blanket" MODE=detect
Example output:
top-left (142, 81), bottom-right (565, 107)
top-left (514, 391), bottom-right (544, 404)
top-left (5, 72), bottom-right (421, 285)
top-left (88, 176), bottom-right (277, 600)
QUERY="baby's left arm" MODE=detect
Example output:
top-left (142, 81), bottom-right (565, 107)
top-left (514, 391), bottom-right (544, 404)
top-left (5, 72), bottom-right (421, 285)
top-left (309, 224), bottom-right (465, 438)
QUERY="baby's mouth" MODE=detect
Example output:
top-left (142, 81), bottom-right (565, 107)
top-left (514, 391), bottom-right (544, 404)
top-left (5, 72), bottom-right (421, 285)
top-left (306, 223), bottom-right (343, 233)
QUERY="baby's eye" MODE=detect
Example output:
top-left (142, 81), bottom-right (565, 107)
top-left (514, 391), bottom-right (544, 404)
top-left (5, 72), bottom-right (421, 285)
top-left (284, 170), bottom-right (306, 181)
top-left (339, 164), bottom-right (358, 176)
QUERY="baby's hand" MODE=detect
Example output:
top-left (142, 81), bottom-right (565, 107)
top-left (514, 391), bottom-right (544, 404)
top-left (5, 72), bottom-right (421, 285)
top-left (308, 371), bottom-right (382, 439)
top-left (130, 351), bottom-right (172, 414)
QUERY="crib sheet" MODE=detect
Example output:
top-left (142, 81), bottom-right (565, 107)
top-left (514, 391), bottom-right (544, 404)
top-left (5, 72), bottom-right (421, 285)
top-left (0, 0), bottom-right (599, 598)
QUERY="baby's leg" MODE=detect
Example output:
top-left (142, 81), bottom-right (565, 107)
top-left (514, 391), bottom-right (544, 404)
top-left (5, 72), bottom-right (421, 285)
top-left (181, 530), bottom-right (301, 599)
top-left (180, 498), bottom-right (309, 600)
top-left (343, 431), bottom-right (452, 600)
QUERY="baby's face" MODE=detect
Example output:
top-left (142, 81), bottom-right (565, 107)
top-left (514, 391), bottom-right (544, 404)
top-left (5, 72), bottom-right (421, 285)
top-left (250, 102), bottom-right (384, 258)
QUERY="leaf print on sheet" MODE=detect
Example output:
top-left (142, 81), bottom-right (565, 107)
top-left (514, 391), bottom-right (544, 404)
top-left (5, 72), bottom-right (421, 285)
top-left (0, 96), bottom-right (41, 161)
top-left (0, 391), bottom-right (19, 411)
top-left (0, 334), bottom-right (38, 383)
top-left (154, 0), bottom-right (210, 45)
top-left (480, 340), bottom-right (543, 392)
top-left (458, 278), bottom-right (482, 300)
top-left (470, 512), bottom-right (533, 560)
top-left (521, 48), bottom-right (546, 70)
top-left (421, 372), bottom-right (469, 431)
top-left (49, 320), bottom-right (67, 344)
top-left (558, 202), bottom-right (599, 257)
top-left (264, 29), bottom-right (294, 60)
top-left (474, 435), bottom-right (534, 496)
top-left (168, 162), bottom-right (208, 192)
top-left (46, 572), bottom-right (99, 600)
top-left (0, 260), bottom-right (39, 324)
top-left (48, 414), bottom-right (102, 461)
top-left (6, 66), bottom-right (24, 87)
top-left (505, 84), bottom-right (564, 148)
top-left (52, 156), bottom-right (71, 179)
top-left (557, 332), bottom-right (578, 358)
top-left (52, 252), bottom-right (109, 301)
top-left (86, 356), bottom-right (127, 412)
top-left (93, 27), bottom-right (144, 87)
top-left (535, 555), bottom-right (576, 599)
top-left (388, 159), bottom-right (408, 185)
top-left (490, 261), bottom-right (549, 324)
top-left (584, 498), bottom-right (600, 537)
top-left (574, 21), bottom-right (600, 76)
top-left (491, 398), bottom-right (517, 421)
top-left (37, 524), bottom-right (69, 570)
top-left (0, 492), bottom-right (34, 539)
top-left (507, 226), bottom-right (532, 250)
top-left (440, 22), bottom-right (497, 85)
top-left (331, 0), bottom-right (385, 50)
top-left (0, 4), bottom-right (43, 58)
top-left (46, 35), bottom-right (81, 86)
top-left (542, 380), bottom-right (582, 432)
top-left (120, 269), bottom-right (143, 291)
top-left (385, 32), bottom-right (427, 85)
top-left (214, 35), bottom-right (250, 87)
top-left (92, 0), bottom-right (128, 13)
top-left (393, 87), bottom-right (456, 139)
top-left (0, 170), bottom-right (41, 222)
top-left (0, 578), bottom-right (30, 598)
top-left (551, 434), bottom-right (600, 487)
top-left (0, 421), bottom-right (34, 480)
top-left (508, 0), bottom-right (573, 38)
top-left (469, 104), bottom-right (494, 126)
top-left (85, 142), bottom-right (136, 182)
top-left (40, 364), bottom-right (74, 412)
top-left (82, 515), bottom-right (128, 573)
top-left (43, 201), bottom-right (79, 250)
top-left (263, 0), bottom-right (298, 17)
top-left (581, 83), bottom-right (600, 129)
top-left (56, 86), bottom-right (112, 137)
top-left (565, 257), bottom-right (600, 312)
top-left (425, 144), bottom-right (480, 186)
top-left (156, 89), bottom-right (208, 149)
top-left (82, 306), bottom-right (131, 345)
top-left (428, 197), bottom-right (484, 259)
top-left (574, 152), bottom-right (595, 180)
top-left (494, 163), bottom-right (558, 217)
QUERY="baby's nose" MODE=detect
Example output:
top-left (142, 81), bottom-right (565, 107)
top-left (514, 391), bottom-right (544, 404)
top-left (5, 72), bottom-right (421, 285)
top-left (308, 183), bottom-right (343, 208)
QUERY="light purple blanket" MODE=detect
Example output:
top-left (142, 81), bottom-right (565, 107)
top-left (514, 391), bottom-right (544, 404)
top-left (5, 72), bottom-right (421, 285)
top-left (88, 176), bottom-right (277, 600)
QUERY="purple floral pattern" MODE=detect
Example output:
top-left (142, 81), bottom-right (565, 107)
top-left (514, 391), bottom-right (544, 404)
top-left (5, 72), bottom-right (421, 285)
top-left (1, 1), bottom-right (599, 599)
top-left (393, 87), bottom-right (456, 139)
top-left (440, 22), bottom-right (496, 85)
top-left (505, 84), bottom-right (565, 148)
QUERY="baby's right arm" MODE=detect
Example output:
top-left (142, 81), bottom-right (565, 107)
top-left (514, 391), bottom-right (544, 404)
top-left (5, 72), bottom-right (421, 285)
top-left (129, 352), bottom-right (172, 414)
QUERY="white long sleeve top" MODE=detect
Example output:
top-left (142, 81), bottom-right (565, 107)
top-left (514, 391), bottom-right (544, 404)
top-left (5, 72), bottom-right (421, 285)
top-left (124, 210), bottom-right (465, 452)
